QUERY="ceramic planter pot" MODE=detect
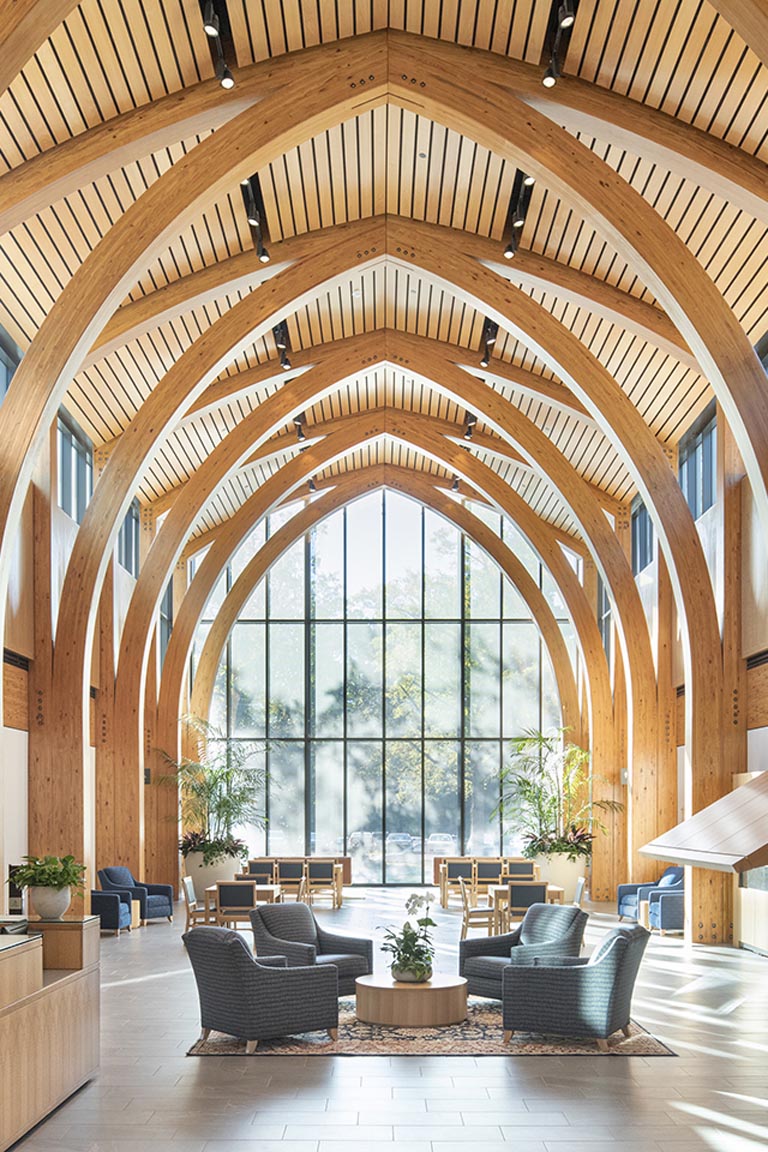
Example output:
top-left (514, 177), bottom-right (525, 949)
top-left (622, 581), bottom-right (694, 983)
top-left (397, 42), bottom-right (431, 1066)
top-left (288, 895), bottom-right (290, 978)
top-left (183, 851), bottom-right (244, 894)
top-left (534, 853), bottom-right (586, 903)
top-left (391, 965), bottom-right (433, 983)
top-left (29, 885), bottom-right (71, 920)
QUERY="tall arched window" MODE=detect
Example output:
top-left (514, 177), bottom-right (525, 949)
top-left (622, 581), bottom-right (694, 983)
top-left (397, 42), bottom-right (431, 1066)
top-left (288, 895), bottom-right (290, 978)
top-left (192, 490), bottom-right (576, 883)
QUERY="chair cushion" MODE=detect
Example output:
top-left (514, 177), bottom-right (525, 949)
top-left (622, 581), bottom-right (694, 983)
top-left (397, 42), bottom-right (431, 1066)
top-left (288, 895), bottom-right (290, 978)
top-left (463, 955), bottom-right (511, 981)
top-left (657, 872), bottom-right (678, 887)
top-left (103, 866), bottom-right (135, 887)
top-left (519, 903), bottom-right (583, 944)
top-left (146, 894), bottom-right (171, 916)
top-left (118, 903), bottom-right (131, 927)
top-left (619, 894), bottom-right (638, 909)
top-left (316, 952), bottom-right (369, 978)
top-left (258, 902), bottom-right (318, 944)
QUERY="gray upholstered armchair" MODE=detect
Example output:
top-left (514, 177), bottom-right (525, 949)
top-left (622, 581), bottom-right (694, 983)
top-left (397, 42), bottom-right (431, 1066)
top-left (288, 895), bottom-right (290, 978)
top-left (502, 924), bottom-right (650, 1050)
top-left (183, 926), bottom-right (338, 1052)
top-left (98, 866), bottom-right (174, 924)
top-left (459, 903), bottom-right (588, 998)
top-left (250, 902), bottom-right (372, 995)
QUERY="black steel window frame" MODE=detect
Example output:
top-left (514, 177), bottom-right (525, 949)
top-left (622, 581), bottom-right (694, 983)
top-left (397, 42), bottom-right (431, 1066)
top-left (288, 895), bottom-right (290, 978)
top-left (117, 498), bottom-right (141, 576)
top-left (630, 495), bottom-right (653, 575)
top-left (596, 573), bottom-right (612, 668)
top-left (57, 411), bottom-right (93, 525)
top-left (0, 325), bottom-right (21, 404)
top-left (678, 401), bottom-right (717, 521)
top-left (197, 495), bottom-right (571, 884)
top-left (159, 578), bottom-right (173, 668)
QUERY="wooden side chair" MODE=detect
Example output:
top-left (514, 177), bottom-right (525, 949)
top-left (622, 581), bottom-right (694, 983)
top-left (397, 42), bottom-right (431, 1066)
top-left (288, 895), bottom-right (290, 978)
top-left (306, 859), bottom-right (338, 907)
top-left (275, 859), bottom-right (306, 900)
top-left (501, 880), bottom-right (548, 933)
top-left (182, 875), bottom-right (208, 931)
top-left (244, 858), bottom-right (276, 884)
top-left (440, 858), bottom-right (475, 907)
top-left (215, 881), bottom-right (259, 927)
top-left (458, 876), bottom-right (495, 940)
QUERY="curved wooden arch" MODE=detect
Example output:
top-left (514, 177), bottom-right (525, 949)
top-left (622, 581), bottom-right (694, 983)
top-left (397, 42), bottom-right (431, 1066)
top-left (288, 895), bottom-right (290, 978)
top-left (2, 30), bottom-right (765, 235)
top-left (0, 0), bottom-right (79, 97)
top-left (89, 227), bottom-right (691, 375)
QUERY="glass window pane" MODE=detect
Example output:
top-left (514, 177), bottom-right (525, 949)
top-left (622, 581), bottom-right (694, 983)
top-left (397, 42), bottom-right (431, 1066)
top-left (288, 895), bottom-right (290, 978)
top-left (502, 519), bottom-right (539, 578)
top-left (268, 623), bottom-right (304, 737)
top-left (346, 493), bottom-right (383, 618)
top-left (204, 572), bottom-right (228, 621)
top-left (310, 742), bottom-right (344, 855)
top-left (541, 570), bottom-right (567, 618)
top-left (424, 740), bottom-right (460, 856)
top-left (424, 622), bottom-right (461, 737)
top-left (313, 623), bottom-right (344, 737)
top-left (424, 510), bottom-right (460, 619)
top-left (268, 538), bottom-right (305, 618)
top-left (312, 513), bottom-right (344, 619)
top-left (231, 521), bottom-right (266, 582)
top-left (347, 741), bottom-right (383, 883)
top-left (385, 621), bottom-right (422, 737)
top-left (230, 623), bottom-right (266, 737)
top-left (467, 540), bottom-right (500, 618)
top-left (232, 743), bottom-right (267, 857)
top-left (385, 740), bottom-right (422, 883)
top-left (268, 741), bottom-right (305, 854)
top-left (541, 644), bottom-right (562, 731)
top-left (385, 492), bottom-right (422, 619)
top-left (464, 740), bottom-right (501, 856)
top-left (503, 573), bottom-right (529, 619)
top-left (467, 622), bottom-right (501, 737)
top-left (346, 622), bottom-right (382, 736)
top-left (502, 622), bottom-right (540, 737)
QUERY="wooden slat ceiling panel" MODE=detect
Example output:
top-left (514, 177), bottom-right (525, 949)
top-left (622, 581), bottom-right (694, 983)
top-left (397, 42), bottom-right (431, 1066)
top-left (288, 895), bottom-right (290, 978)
top-left (566, 0), bottom-right (768, 161)
top-left (230, 0), bottom-right (547, 68)
top-left (0, 0), bottom-right (213, 172)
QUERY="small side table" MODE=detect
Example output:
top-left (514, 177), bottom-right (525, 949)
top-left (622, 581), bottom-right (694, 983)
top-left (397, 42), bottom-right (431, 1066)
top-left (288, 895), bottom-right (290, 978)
top-left (130, 900), bottom-right (142, 929)
top-left (355, 974), bottom-right (467, 1027)
top-left (638, 899), bottom-right (650, 930)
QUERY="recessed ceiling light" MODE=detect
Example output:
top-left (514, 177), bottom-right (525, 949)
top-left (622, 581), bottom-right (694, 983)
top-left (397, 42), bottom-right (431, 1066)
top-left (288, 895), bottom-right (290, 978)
top-left (352, 289), bottom-right (362, 298)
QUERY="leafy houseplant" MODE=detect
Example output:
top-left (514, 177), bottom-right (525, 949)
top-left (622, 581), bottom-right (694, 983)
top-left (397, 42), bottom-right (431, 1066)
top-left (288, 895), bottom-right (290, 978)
top-left (160, 716), bottom-right (266, 886)
top-left (11, 854), bottom-right (86, 920)
top-left (497, 728), bottom-right (623, 898)
top-left (381, 893), bottom-right (437, 983)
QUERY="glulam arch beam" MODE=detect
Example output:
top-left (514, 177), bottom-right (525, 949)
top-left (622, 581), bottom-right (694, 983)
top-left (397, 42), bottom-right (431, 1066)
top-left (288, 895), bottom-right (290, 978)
top-left (0, 0), bottom-right (79, 96)
top-left (1, 31), bottom-right (765, 235)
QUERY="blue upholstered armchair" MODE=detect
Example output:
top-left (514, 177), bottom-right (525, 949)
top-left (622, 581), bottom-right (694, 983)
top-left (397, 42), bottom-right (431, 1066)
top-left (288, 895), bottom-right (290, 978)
top-left (98, 866), bottom-right (174, 924)
top-left (502, 925), bottom-right (650, 1050)
top-left (90, 889), bottom-right (131, 935)
top-left (617, 866), bottom-right (683, 923)
top-left (648, 888), bottom-right (684, 932)
top-left (183, 926), bottom-right (338, 1052)
top-left (250, 902), bottom-right (372, 995)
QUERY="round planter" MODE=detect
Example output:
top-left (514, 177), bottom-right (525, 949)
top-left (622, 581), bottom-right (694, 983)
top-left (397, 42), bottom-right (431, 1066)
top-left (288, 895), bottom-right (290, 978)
top-left (182, 850), bottom-right (244, 895)
top-left (29, 885), bottom-right (71, 920)
top-left (391, 965), bottom-right (433, 984)
top-left (534, 853), bottom-right (586, 903)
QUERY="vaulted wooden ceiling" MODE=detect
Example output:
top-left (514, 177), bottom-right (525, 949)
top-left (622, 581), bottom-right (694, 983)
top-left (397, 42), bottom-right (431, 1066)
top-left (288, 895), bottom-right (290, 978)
top-left (1, 0), bottom-right (766, 548)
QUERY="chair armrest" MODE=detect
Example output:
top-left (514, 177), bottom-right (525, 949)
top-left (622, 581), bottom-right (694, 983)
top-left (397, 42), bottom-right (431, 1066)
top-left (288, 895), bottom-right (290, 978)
top-left (101, 885), bottom-right (142, 910)
top-left (256, 960), bottom-right (339, 996)
top-left (532, 955), bottom-right (590, 967)
top-left (647, 883), bottom-right (682, 905)
top-left (656, 891), bottom-right (684, 929)
top-left (460, 928), bottom-right (521, 961)
top-left (254, 955), bottom-right (288, 968)
top-left (145, 883), bottom-right (174, 903)
top-left (616, 882), bottom-right (641, 903)
top-left (90, 891), bottom-right (119, 912)
top-left (316, 927), bottom-right (373, 963)
top-left (256, 936), bottom-right (317, 966)
top-left (506, 939), bottom-right (583, 966)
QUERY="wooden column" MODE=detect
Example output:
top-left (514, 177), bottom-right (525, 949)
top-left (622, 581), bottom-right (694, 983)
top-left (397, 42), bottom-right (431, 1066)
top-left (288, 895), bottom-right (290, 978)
top-left (94, 560), bottom-right (116, 873)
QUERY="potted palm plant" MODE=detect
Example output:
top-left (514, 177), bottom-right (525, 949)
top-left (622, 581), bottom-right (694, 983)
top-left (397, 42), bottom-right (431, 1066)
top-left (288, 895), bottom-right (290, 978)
top-left (11, 854), bottom-right (86, 920)
top-left (497, 728), bottom-right (623, 901)
top-left (160, 716), bottom-right (266, 891)
top-left (381, 893), bottom-right (437, 983)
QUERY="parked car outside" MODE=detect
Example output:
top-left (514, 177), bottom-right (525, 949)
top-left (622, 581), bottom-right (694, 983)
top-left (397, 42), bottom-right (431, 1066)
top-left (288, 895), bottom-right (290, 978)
top-left (425, 833), bottom-right (457, 854)
top-left (385, 832), bottom-right (413, 854)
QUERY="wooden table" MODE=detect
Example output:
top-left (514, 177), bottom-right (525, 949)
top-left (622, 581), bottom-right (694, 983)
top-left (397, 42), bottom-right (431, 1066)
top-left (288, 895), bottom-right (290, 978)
top-left (488, 884), bottom-right (566, 934)
top-left (203, 884), bottom-right (281, 924)
top-left (355, 974), bottom-right (468, 1027)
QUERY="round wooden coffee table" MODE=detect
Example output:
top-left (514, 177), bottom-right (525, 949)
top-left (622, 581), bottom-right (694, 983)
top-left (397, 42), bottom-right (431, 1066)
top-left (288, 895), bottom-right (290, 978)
top-left (355, 974), bottom-right (468, 1027)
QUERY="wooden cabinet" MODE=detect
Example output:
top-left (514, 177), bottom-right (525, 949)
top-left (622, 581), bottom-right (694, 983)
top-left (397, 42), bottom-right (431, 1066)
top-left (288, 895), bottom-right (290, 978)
top-left (0, 924), bottom-right (99, 1152)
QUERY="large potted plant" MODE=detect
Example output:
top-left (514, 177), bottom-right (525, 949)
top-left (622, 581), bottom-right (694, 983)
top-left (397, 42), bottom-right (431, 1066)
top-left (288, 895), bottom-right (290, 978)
top-left (381, 893), bottom-right (437, 983)
top-left (161, 716), bottom-right (266, 892)
top-left (11, 854), bottom-right (86, 920)
top-left (497, 728), bottom-right (623, 901)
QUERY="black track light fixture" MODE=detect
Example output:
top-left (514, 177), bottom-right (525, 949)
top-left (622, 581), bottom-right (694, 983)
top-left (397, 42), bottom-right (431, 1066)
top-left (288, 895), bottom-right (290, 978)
top-left (464, 412), bottom-right (477, 441)
top-left (308, 477), bottom-right (317, 493)
top-left (215, 51), bottom-right (235, 89)
top-left (202, 0), bottom-right (219, 36)
top-left (558, 0), bottom-right (575, 28)
top-left (244, 183), bottom-right (259, 228)
top-left (241, 175), bottom-right (271, 262)
top-left (273, 322), bottom-right (287, 350)
top-left (523, 172), bottom-right (535, 188)
top-left (452, 476), bottom-right (460, 493)
top-left (294, 413), bottom-right (306, 442)
top-left (479, 318), bottom-right (499, 369)
top-left (464, 424), bottom-right (474, 441)
top-left (257, 237), bottom-right (270, 263)
top-left (280, 350), bottom-right (291, 370)
top-left (542, 55), bottom-right (560, 88)
top-left (503, 232), bottom-right (519, 260)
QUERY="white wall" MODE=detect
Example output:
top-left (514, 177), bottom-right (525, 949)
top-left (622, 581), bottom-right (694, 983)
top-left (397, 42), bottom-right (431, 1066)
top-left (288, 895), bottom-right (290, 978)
top-left (747, 726), bottom-right (768, 772)
top-left (0, 726), bottom-right (28, 915)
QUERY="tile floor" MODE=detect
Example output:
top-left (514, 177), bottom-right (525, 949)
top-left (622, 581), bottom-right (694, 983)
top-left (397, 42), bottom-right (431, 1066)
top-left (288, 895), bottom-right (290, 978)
top-left (14, 886), bottom-right (768, 1152)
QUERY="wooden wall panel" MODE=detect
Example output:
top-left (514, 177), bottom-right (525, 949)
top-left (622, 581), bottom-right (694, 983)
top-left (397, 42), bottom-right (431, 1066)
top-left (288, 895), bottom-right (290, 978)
top-left (747, 664), bottom-right (768, 730)
top-left (2, 663), bottom-right (28, 730)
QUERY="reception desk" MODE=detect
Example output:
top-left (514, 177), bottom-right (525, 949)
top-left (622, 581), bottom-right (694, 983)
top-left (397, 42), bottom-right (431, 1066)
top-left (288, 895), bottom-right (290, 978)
top-left (0, 919), bottom-right (100, 1151)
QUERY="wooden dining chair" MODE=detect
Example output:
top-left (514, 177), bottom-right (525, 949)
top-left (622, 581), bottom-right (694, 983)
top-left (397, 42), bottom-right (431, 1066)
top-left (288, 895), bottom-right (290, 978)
top-left (501, 880), bottom-right (549, 933)
top-left (458, 876), bottom-right (495, 940)
top-left (182, 875), bottom-right (208, 931)
top-left (306, 859), bottom-right (338, 907)
top-left (215, 881), bottom-right (259, 927)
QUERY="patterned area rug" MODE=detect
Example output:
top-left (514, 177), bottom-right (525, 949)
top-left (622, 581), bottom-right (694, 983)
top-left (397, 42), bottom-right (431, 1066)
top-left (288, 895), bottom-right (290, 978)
top-left (186, 999), bottom-right (675, 1057)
